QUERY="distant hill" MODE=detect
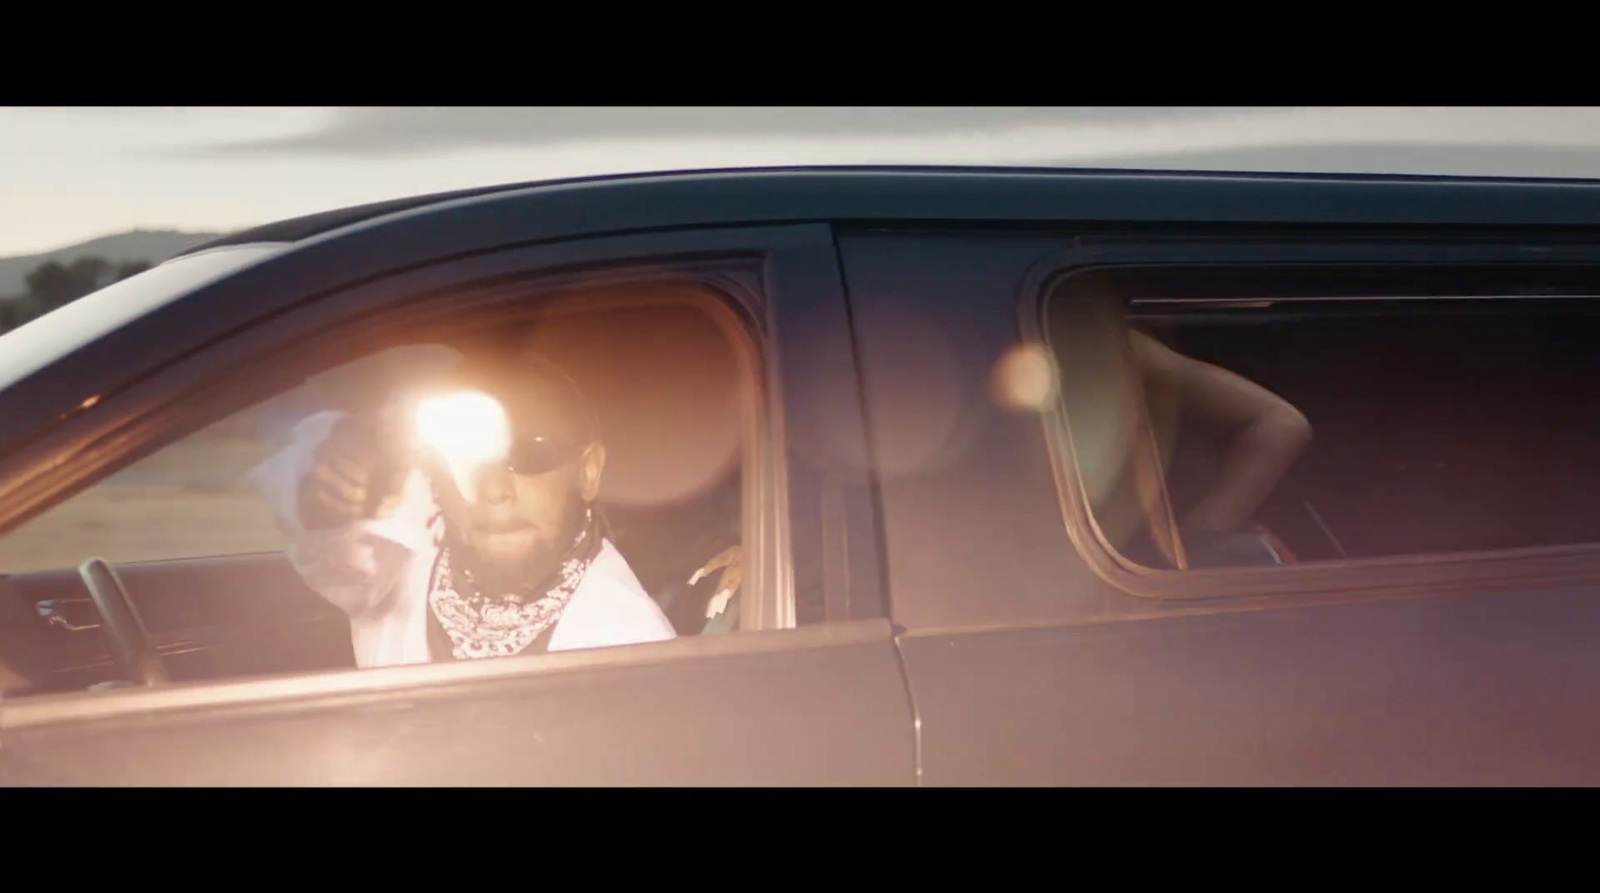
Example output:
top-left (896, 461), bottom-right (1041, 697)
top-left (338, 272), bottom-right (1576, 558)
top-left (0, 229), bottom-right (225, 300)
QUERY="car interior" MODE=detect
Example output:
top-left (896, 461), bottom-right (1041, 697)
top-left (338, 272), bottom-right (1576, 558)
top-left (0, 293), bottom-right (751, 697)
top-left (1047, 265), bottom-right (1600, 573)
top-left (1129, 295), bottom-right (1600, 565)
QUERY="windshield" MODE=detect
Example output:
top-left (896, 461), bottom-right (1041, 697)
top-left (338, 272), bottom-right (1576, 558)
top-left (0, 243), bottom-right (288, 393)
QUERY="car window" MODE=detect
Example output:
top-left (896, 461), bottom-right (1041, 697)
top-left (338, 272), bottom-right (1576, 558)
top-left (0, 343), bottom-right (464, 573)
top-left (1041, 264), bottom-right (1600, 581)
top-left (0, 285), bottom-right (761, 696)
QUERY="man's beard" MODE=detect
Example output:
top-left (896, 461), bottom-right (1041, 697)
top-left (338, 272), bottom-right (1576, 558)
top-left (454, 500), bottom-right (588, 594)
top-left (475, 531), bottom-right (557, 593)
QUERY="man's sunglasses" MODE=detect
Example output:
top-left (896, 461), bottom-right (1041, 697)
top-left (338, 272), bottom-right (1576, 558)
top-left (499, 434), bottom-right (585, 476)
top-left (413, 390), bottom-right (588, 478)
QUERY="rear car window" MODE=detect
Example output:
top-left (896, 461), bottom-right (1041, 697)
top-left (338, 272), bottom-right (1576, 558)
top-left (1041, 264), bottom-right (1600, 579)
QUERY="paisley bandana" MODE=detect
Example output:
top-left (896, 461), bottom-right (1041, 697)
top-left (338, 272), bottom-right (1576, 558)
top-left (424, 508), bottom-right (603, 660)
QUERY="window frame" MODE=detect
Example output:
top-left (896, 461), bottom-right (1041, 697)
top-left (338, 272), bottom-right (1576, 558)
top-left (1022, 236), bottom-right (1600, 606)
top-left (0, 223), bottom-right (878, 719)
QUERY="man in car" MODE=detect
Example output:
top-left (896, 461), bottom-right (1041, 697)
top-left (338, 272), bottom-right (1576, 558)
top-left (249, 347), bottom-right (677, 669)
top-left (1130, 328), bottom-right (1312, 563)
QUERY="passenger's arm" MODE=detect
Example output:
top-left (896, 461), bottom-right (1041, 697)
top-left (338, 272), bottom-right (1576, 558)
top-left (1130, 330), bottom-right (1312, 534)
top-left (248, 410), bottom-right (437, 618)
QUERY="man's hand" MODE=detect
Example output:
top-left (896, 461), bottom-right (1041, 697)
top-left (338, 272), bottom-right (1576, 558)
top-left (689, 545), bottom-right (742, 619)
top-left (299, 405), bottom-right (420, 530)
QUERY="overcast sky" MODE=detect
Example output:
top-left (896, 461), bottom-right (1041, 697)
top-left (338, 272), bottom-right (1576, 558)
top-left (9, 106), bottom-right (1600, 257)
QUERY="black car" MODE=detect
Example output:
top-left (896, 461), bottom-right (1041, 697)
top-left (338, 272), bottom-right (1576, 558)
top-left (5, 166), bottom-right (1600, 785)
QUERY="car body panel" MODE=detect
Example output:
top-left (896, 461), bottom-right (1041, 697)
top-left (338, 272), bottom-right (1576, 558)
top-left (836, 230), bottom-right (1112, 633)
top-left (0, 619), bottom-right (915, 786)
top-left (896, 585), bottom-right (1600, 786)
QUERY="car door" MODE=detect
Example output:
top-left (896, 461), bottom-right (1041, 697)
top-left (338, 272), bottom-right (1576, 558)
top-left (0, 223), bottom-right (915, 786)
top-left (841, 223), bottom-right (1600, 786)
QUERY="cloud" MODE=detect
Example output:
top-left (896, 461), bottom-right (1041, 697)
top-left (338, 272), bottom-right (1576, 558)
top-left (173, 108), bottom-right (1600, 179)
top-left (183, 107), bottom-right (1262, 157)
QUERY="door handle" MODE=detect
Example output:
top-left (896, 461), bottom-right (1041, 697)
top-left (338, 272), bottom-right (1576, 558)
top-left (35, 598), bottom-right (100, 632)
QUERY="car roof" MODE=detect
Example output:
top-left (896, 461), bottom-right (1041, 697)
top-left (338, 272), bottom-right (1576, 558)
top-left (9, 164), bottom-right (1600, 458)
top-left (178, 163), bottom-right (1600, 256)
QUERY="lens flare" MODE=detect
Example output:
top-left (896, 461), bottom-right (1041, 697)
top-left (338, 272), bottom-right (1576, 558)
top-left (991, 343), bottom-right (1058, 412)
top-left (415, 391), bottom-right (511, 499)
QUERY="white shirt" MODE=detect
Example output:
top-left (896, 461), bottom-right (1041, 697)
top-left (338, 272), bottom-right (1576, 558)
top-left (248, 410), bottom-right (676, 668)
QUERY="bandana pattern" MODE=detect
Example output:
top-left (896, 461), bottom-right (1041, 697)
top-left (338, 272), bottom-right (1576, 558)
top-left (425, 510), bottom-right (600, 660)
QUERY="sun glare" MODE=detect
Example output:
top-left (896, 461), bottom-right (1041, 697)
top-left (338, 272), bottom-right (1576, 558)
top-left (415, 391), bottom-right (512, 495)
